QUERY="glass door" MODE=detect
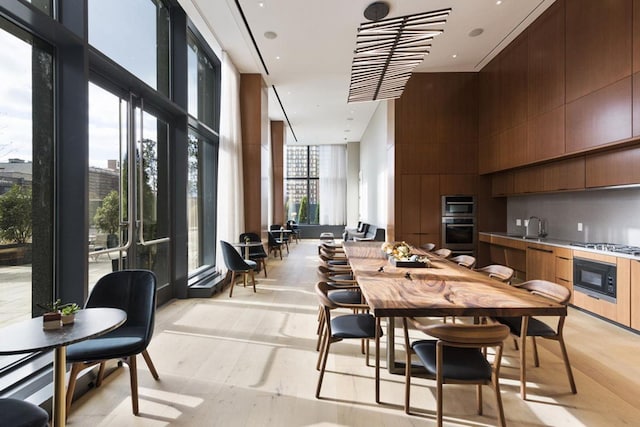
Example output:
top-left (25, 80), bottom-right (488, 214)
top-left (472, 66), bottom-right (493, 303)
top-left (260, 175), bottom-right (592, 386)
top-left (88, 83), bottom-right (169, 292)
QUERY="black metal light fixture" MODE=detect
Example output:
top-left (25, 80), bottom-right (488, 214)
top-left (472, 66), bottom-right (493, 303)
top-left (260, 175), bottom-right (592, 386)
top-left (348, 8), bottom-right (452, 103)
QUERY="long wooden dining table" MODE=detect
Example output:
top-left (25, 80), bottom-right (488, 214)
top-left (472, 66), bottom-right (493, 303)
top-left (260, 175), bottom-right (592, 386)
top-left (342, 241), bottom-right (567, 397)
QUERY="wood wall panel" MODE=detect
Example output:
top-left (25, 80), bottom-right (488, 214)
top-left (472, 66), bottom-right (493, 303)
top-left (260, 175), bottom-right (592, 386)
top-left (499, 33), bottom-right (529, 131)
top-left (400, 175), bottom-right (421, 234)
top-left (439, 174), bottom-right (478, 195)
top-left (270, 121), bottom-right (285, 224)
top-left (565, 0), bottom-right (632, 102)
top-left (239, 74), bottom-right (267, 235)
top-left (527, 0), bottom-right (565, 116)
top-left (420, 175), bottom-right (440, 235)
top-left (633, 72), bottom-right (640, 136)
top-left (479, 59), bottom-right (500, 137)
top-left (585, 144), bottom-right (640, 187)
top-left (565, 77), bottom-right (632, 153)
top-left (527, 106), bottom-right (565, 161)
top-left (635, 0), bottom-right (640, 72)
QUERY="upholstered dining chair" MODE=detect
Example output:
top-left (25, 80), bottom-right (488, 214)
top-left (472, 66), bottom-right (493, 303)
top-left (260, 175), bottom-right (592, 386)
top-left (420, 242), bottom-right (436, 252)
top-left (269, 224), bottom-right (289, 253)
top-left (475, 264), bottom-right (515, 284)
top-left (267, 231), bottom-right (284, 259)
top-left (433, 248), bottom-right (452, 258)
top-left (492, 280), bottom-right (577, 399)
top-left (315, 281), bottom-right (364, 351)
top-left (239, 232), bottom-right (268, 277)
top-left (65, 270), bottom-right (159, 418)
top-left (402, 318), bottom-right (510, 426)
top-left (450, 254), bottom-right (476, 269)
top-left (0, 398), bottom-right (49, 427)
top-left (315, 281), bottom-right (383, 402)
top-left (220, 240), bottom-right (257, 297)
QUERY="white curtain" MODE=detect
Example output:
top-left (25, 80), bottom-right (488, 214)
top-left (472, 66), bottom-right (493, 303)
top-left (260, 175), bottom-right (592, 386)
top-left (216, 51), bottom-right (244, 271)
top-left (319, 145), bottom-right (347, 225)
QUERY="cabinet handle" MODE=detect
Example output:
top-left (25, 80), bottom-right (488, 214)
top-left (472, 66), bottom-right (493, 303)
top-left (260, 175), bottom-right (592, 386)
top-left (587, 294), bottom-right (600, 300)
top-left (528, 246), bottom-right (553, 253)
top-left (558, 256), bottom-right (571, 260)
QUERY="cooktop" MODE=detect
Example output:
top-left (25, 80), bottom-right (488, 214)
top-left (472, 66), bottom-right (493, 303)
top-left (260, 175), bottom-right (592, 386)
top-left (570, 242), bottom-right (640, 256)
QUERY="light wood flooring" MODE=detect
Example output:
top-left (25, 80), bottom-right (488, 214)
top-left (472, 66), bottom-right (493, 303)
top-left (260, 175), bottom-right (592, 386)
top-left (67, 240), bottom-right (640, 426)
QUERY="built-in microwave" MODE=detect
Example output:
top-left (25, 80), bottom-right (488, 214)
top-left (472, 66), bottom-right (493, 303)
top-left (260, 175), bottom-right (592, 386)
top-left (573, 257), bottom-right (617, 303)
top-left (442, 195), bottom-right (475, 217)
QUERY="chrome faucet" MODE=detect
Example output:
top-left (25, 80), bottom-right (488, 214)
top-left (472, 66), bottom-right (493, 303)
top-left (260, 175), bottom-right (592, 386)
top-left (526, 216), bottom-right (548, 238)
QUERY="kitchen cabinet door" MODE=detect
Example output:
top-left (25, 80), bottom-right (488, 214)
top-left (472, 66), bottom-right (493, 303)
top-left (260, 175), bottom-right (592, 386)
top-left (586, 144), bottom-right (640, 187)
top-left (526, 243), bottom-right (555, 281)
top-left (555, 247), bottom-right (573, 303)
top-left (631, 259), bottom-right (640, 330)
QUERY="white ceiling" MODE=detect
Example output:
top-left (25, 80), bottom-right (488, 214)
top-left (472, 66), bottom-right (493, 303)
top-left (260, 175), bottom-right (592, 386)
top-left (190, 0), bottom-right (556, 145)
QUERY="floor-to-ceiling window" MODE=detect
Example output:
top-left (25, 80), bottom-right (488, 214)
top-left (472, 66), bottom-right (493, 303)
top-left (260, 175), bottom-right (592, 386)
top-left (0, 0), bottom-right (221, 394)
top-left (186, 29), bottom-right (220, 279)
top-left (285, 146), bottom-right (319, 224)
top-left (0, 14), bottom-right (54, 370)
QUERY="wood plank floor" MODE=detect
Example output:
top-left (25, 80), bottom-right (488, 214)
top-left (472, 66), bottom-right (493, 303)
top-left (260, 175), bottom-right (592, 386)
top-left (67, 240), bottom-right (640, 426)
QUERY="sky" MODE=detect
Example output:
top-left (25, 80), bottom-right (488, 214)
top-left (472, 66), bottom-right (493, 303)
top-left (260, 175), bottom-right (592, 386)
top-left (1, 0), bottom-right (162, 169)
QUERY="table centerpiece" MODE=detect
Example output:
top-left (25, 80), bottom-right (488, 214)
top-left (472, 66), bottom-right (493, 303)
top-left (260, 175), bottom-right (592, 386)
top-left (381, 241), bottom-right (431, 268)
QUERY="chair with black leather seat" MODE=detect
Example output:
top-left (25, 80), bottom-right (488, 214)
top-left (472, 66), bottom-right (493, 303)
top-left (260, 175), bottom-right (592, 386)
top-left (239, 232), bottom-right (268, 277)
top-left (267, 231), bottom-right (283, 259)
top-left (220, 240), bottom-right (258, 297)
top-left (65, 269), bottom-right (159, 418)
top-left (315, 281), bottom-right (364, 351)
top-left (492, 279), bottom-right (577, 400)
top-left (450, 254), bottom-right (476, 269)
top-left (433, 248), bottom-right (452, 258)
top-left (402, 318), bottom-right (510, 426)
top-left (475, 264), bottom-right (514, 284)
top-left (315, 281), bottom-right (383, 402)
top-left (269, 224), bottom-right (289, 253)
top-left (0, 398), bottom-right (49, 427)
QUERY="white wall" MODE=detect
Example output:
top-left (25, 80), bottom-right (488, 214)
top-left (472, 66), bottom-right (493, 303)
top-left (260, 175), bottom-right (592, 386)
top-left (358, 101), bottom-right (389, 228)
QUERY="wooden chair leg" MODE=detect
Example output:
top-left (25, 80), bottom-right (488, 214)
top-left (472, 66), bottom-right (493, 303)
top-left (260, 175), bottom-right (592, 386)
top-left (532, 336), bottom-right (540, 367)
top-left (250, 270), bottom-right (256, 292)
top-left (96, 361), bottom-right (107, 387)
top-left (476, 384), bottom-right (483, 415)
top-left (520, 318), bottom-right (529, 399)
top-left (128, 354), bottom-right (139, 415)
top-left (316, 338), bottom-right (332, 398)
top-left (375, 317), bottom-right (381, 403)
top-left (65, 362), bottom-right (84, 419)
top-left (142, 350), bottom-right (159, 380)
top-left (228, 271), bottom-right (237, 297)
top-left (557, 336), bottom-right (577, 393)
top-left (262, 259), bottom-right (267, 277)
top-left (405, 345), bottom-right (412, 414)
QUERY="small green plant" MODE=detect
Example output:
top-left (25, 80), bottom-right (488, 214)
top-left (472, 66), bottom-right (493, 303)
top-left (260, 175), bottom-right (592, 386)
top-left (37, 299), bottom-right (80, 314)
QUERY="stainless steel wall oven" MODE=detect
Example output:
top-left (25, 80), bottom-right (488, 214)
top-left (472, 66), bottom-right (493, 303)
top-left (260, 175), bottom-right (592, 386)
top-left (441, 195), bottom-right (475, 255)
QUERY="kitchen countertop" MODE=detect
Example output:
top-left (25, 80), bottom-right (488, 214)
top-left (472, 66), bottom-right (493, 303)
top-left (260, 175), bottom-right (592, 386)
top-left (479, 232), bottom-right (640, 260)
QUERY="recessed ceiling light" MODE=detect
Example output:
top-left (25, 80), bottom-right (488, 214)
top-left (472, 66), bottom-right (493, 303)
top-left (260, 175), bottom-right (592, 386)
top-left (344, 129), bottom-right (351, 133)
top-left (347, 117), bottom-right (354, 121)
top-left (469, 28), bottom-right (484, 37)
top-left (452, 54), bottom-right (457, 58)
top-left (258, 2), bottom-right (265, 7)
top-left (496, 0), bottom-right (502, 5)
top-left (276, 56), bottom-right (281, 60)
top-left (264, 31), bottom-right (277, 39)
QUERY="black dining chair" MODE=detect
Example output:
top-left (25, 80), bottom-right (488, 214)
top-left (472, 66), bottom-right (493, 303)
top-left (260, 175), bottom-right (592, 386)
top-left (0, 398), bottom-right (49, 427)
top-left (65, 270), bottom-right (159, 418)
top-left (315, 281), bottom-right (382, 402)
top-left (286, 220), bottom-right (301, 243)
top-left (402, 319), bottom-right (511, 426)
top-left (267, 231), bottom-right (283, 259)
top-left (220, 240), bottom-right (258, 297)
top-left (239, 232), bottom-right (268, 277)
top-left (269, 224), bottom-right (289, 253)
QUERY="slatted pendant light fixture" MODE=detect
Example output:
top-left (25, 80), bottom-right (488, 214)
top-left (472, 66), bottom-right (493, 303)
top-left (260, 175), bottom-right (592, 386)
top-left (348, 7), bottom-right (452, 103)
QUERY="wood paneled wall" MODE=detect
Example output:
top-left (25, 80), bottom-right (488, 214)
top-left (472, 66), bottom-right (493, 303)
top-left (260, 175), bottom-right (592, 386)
top-left (271, 120), bottom-right (285, 225)
top-left (480, 0), bottom-right (640, 176)
top-left (393, 73), bottom-right (505, 255)
top-left (240, 74), bottom-right (268, 236)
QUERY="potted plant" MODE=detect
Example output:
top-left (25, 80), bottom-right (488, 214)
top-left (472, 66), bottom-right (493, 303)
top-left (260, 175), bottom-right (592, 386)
top-left (93, 190), bottom-right (120, 248)
top-left (60, 302), bottom-right (81, 325)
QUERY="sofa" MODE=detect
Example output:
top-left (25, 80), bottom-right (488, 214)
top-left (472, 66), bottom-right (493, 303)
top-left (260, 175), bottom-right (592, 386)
top-left (342, 222), bottom-right (385, 241)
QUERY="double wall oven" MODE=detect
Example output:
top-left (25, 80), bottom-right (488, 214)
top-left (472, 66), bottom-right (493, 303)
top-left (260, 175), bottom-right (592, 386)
top-left (441, 195), bottom-right (476, 255)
